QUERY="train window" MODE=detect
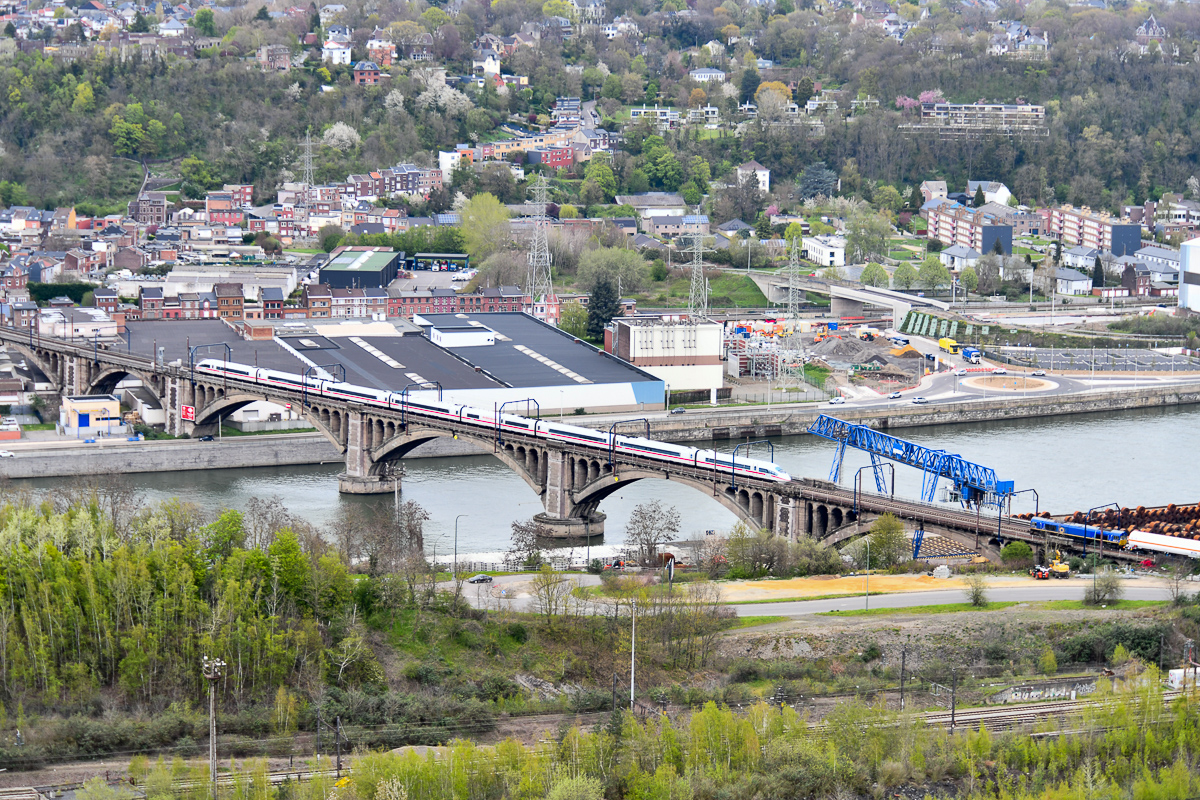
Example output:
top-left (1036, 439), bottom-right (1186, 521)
top-left (467, 413), bottom-right (479, 419)
top-left (224, 366), bottom-right (250, 375)
top-left (274, 376), bottom-right (300, 385)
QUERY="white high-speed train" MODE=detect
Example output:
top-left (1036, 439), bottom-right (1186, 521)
top-left (195, 360), bottom-right (793, 483)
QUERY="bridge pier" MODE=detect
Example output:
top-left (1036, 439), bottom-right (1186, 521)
top-left (538, 449), bottom-right (604, 539)
top-left (339, 409), bottom-right (400, 494)
top-left (830, 297), bottom-right (865, 319)
top-left (533, 512), bottom-right (606, 540)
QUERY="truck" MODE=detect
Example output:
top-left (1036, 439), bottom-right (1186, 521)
top-left (938, 337), bottom-right (961, 354)
top-left (962, 347), bottom-right (981, 364)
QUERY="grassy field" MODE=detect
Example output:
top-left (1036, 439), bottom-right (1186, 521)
top-left (645, 273), bottom-right (767, 308)
top-left (1035, 599), bottom-right (1169, 611)
top-left (218, 425), bottom-right (317, 437)
top-left (726, 615), bottom-right (790, 629)
top-left (819, 601), bottom-right (1020, 617)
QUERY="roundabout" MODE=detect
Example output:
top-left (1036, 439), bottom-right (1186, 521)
top-left (962, 375), bottom-right (1058, 393)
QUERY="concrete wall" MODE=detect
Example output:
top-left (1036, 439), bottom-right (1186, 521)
top-left (0, 431), bottom-right (493, 480)
top-left (608, 382), bottom-right (1200, 442)
top-left (0, 434), bottom-right (343, 480)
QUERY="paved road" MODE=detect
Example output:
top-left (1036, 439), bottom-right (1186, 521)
top-left (732, 579), bottom-right (1173, 616)
top-left (450, 574), bottom-right (1174, 617)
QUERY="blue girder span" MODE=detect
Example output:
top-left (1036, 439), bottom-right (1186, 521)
top-left (808, 414), bottom-right (1014, 505)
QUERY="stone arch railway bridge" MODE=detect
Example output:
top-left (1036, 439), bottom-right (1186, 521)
top-left (5, 328), bottom-right (1125, 557)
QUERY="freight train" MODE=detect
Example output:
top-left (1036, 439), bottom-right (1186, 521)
top-left (194, 360), bottom-right (793, 483)
top-left (1024, 515), bottom-right (1200, 559)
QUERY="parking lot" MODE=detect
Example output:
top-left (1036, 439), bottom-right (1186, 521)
top-left (1000, 347), bottom-right (1198, 372)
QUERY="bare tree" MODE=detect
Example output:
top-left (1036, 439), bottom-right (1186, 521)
top-left (244, 495), bottom-right (296, 550)
top-left (509, 518), bottom-right (549, 568)
top-left (626, 500), bottom-right (681, 566)
top-left (531, 567), bottom-right (574, 629)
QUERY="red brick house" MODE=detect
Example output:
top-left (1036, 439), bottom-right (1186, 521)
top-left (352, 60), bottom-right (381, 86)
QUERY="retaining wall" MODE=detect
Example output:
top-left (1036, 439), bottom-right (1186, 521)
top-left (620, 383), bottom-right (1200, 442)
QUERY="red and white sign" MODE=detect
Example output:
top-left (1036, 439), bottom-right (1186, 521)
top-left (181, 405), bottom-right (195, 421)
top-left (285, 403), bottom-right (292, 410)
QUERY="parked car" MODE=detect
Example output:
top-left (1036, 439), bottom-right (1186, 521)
top-left (1031, 369), bottom-right (1046, 376)
top-left (467, 574), bottom-right (493, 584)
top-left (0, 451), bottom-right (14, 458)
top-left (199, 435), bottom-right (215, 442)
top-left (952, 368), bottom-right (967, 376)
top-left (911, 397), bottom-right (929, 405)
top-left (829, 396), bottom-right (846, 405)
top-left (992, 367), bottom-right (1008, 375)
top-left (670, 407), bottom-right (686, 414)
top-left (887, 391), bottom-right (902, 399)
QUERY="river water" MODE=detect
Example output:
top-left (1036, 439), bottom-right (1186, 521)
top-left (8, 406), bottom-right (1196, 554)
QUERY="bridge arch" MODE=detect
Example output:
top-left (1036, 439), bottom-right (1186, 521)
top-left (190, 392), bottom-right (340, 449)
top-left (570, 466), bottom-right (766, 528)
top-left (86, 366), bottom-right (166, 405)
top-left (370, 425), bottom-right (543, 495)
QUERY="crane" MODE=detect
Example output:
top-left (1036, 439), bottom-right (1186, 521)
top-left (807, 414), bottom-right (1014, 506)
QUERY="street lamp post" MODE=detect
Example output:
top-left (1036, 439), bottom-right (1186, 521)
top-left (454, 514), bottom-right (468, 584)
top-left (864, 537), bottom-right (870, 611)
top-left (202, 656), bottom-right (226, 800)
top-left (630, 600), bottom-right (637, 709)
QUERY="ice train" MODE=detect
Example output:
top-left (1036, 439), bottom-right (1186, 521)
top-left (194, 360), bottom-right (793, 483)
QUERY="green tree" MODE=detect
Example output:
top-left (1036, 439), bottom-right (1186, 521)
top-left (600, 74), bottom-right (623, 100)
top-left (1093, 255), bottom-right (1105, 288)
top-left (793, 76), bottom-right (814, 107)
top-left (461, 193), bottom-right (511, 260)
top-left (254, 5), bottom-right (270, 21)
top-left (859, 262), bottom-right (889, 287)
top-left (268, 529), bottom-right (312, 610)
top-left (784, 222), bottom-right (805, 243)
top-left (868, 513), bottom-right (908, 567)
top-left (420, 7), bottom-right (451, 29)
top-left (577, 247), bottom-right (648, 293)
top-left (892, 261), bottom-right (917, 290)
top-left (739, 67), bottom-right (760, 103)
top-left (560, 302), bottom-right (588, 339)
top-left (797, 161), bottom-right (836, 199)
top-left (959, 266), bottom-right (978, 295)
top-left (584, 159), bottom-right (617, 198)
top-left (193, 7), bottom-right (215, 35)
top-left (1000, 540), bottom-right (1033, 565)
top-left (754, 213), bottom-right (772, 239)
top-left (874, 185), bottom-right (903, 214)
top-left (681, 181), bottom-right (702, 206)
top-left (917, 256), bottom-right (950, 291)
top-left (651, 151), bottom-right (684, 191)
top-left (845, 209), bottom-right (890, 263)
top-left (319, 224), bottom-right (346, 252)
top-left (586, 278), bottom-right (620, 340)
top-left (72, 83), bottom-right (95, 113)
top-left (130, 11), bottom-right (149, 31)
top-left (3, 22), bottom-right (15, 37)
top-left (1039, 646), bottom-right (1058, 675)
top-left (973, 184), bottom-right (985, 207)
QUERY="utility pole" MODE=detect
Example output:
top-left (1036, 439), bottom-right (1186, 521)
top-left (202, 656), bottom-right (226, 800)
top-left (630, 600), bottom-right (637, 710)
top-left (950, 669), bottom-right (957, 730)
top-left (315, 707), bottom-right (321, 761)
top-left (899, 647), bottom-right (907, 711)
top-left (335, 717), bottom-right (342, 778)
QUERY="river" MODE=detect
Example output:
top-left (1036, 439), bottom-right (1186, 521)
top-left (7, 405), bottom-right (1196, 555)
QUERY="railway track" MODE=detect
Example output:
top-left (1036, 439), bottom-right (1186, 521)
top-left (918, 691), bottom-right (1184, 731)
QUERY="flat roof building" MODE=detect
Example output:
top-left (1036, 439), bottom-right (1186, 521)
top-left (320, 248), bottom-right (403, 288)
